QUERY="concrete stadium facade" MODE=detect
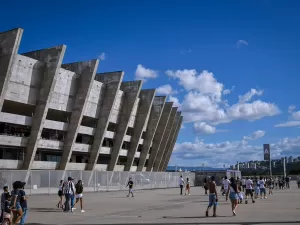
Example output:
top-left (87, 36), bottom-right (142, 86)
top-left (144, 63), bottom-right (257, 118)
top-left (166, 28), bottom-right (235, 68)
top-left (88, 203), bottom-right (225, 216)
top-left (0, 28), bottom-right (182, 172)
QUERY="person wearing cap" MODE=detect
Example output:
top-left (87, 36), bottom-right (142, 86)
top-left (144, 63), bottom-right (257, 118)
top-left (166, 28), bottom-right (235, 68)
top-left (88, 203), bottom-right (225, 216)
top-left (11, 181), bottom-right (24, 224)
top-left (63, 177), bottom-right (75, 212)
top-left (0, 185), bottom-right (9, 223)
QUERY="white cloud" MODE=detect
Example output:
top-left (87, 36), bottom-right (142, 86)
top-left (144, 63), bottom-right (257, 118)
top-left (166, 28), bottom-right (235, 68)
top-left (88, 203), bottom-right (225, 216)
top-left (237, 40), bottom-right (249, 48)
top-left (292, 111), bottom-right (300, 120)
top-left (194, 122), bottom-right (216, 134)
top-left (166, 70), bottom-right (223, 102)
top-left (244, 130), bottom-right (266, 140)
top-left (135, 64), bottom-right (158, 81)
top-left (275, 121), bottom-right (300, 128)
top-left (166, 69), bottom-right (280, 126)
top-left (98, 52), bottom-right (106, 60)
top-left (223, 89), bottom-right (231, 95)
top-left (223, 86), bottom-right (235, 95)
top-left (288, 105), bottom-right (296, 113)
top-left (275, 106), bottom-right (300, 128)
top-left (156, 84), bottom-right (176, 96)
top-left (169, 95), bottom-right (181, 108)
top-left (170, 132), bottom-right (300, 167)
top-left (238, 89), bottom-right (263, 103)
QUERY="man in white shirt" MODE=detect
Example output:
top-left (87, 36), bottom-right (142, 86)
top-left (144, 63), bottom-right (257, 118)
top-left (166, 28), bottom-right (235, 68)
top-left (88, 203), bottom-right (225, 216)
top-left (245, 177), bottom-right (255, 204)
top-left (222, 176), bottom-right (230, 196)
top-left (241, 178), bottom-right (246, 192)
top-left (63, 177), bottom-right (76, 212)
top-left (259, 177), bottom-right (267, 199)
top-left (179, 176), bottom-right (185, 195)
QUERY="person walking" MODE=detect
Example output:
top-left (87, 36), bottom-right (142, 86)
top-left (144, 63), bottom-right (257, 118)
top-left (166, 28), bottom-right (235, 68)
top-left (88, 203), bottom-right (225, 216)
top-left (126, 177), bottom-right (134, 197)
top-left (205, 176), bottom-right (218, 217)
top-left (259, 176), bottom-right (267, 199)
top-left (73, 180), bottom-right (85, 212)
top-left (185, 177), bottom-right (190, 195)
top-left (10, 181), bottom-right (24, 225)
top-left (0, 186), bottom-right (9, 223)
top-left (19, 184), bottom-right (28, 225)
top-left (245, 177), bottom-right (255, 204)
top-left (57, 180), bottom-right (64, 209)
top-left (203, 177), bottom-right (208, 195)
top-left (179, 176), bottom-right (185, 195)
top-left (63, 177), bottom-right (75, 212)
top-left (226, 177), bottom-right (239, 216)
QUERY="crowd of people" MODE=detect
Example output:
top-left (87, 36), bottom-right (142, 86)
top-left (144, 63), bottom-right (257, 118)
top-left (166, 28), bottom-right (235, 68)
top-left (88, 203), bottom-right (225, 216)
top-left (203, 175), bottom-right (293, 217)
top-left (56, 177), bottom-right (85, 213)
top-left (0, 174), bottom-right (297, 224)
top-left (0, 181), bottom-right (28, 225)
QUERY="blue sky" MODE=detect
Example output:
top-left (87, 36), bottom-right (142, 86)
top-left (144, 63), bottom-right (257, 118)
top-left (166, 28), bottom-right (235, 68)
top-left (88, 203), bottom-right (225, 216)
top-left (1, 0), bottom-right (300, 167)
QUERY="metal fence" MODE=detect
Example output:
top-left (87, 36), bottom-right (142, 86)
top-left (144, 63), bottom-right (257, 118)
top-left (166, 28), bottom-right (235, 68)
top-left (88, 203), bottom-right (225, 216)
top-left (0, 170), bottom-right (195, 195)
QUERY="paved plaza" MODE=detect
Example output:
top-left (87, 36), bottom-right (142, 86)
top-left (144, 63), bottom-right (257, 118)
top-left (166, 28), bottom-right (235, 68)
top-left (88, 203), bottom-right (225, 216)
top-left (26, 183), bottom-right (300, 225)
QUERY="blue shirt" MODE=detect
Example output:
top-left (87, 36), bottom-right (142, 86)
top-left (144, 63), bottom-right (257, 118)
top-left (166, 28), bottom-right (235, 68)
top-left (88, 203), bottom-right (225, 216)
top-left (19, 190), bottom-right (27, 209)
top-left (0, 193), bottom-right (5, 210)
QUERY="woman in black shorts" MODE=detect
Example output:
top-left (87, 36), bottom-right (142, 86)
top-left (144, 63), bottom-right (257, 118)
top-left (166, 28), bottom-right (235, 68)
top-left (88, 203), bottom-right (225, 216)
top-left (57, 180), bottom-right (64, 208)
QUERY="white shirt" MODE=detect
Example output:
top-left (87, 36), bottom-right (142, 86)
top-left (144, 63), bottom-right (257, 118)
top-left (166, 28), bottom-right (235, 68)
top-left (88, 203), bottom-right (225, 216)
top-left (179, 178), bottom-right (184, 186)
top-left (223, 179), bottom-right (230, 189)
top-left (245, 179), bottom-right (253, 189)
top-left (259, 180), bottom-right (265, 188)
top-left (242, 179), bottom-right (246, 185)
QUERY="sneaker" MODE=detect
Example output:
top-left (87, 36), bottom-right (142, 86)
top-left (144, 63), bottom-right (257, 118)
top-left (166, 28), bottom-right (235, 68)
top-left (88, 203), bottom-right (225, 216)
top-left (72, 208), bottom-right (76, 210)
top-left (81, 210), bottom-right (85, 212)
top-left (264, 197), bottom-right (267, 199)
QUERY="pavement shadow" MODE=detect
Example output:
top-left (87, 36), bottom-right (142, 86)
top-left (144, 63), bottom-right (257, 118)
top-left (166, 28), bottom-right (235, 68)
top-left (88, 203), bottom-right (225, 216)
top-left (163, 215), bottom-right (229, 219)
top-left (34, 222), bottom-right (300, 225)
top-left (30, 207), bottom-right (62, 213)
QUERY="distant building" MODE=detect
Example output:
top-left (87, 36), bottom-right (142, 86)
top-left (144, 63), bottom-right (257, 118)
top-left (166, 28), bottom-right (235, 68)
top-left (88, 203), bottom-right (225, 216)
top-left (288, 156), bottom-right (293, 163)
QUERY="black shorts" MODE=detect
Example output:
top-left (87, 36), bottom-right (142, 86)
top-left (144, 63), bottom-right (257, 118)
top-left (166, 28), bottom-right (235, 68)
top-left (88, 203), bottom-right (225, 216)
top-left (242, 185), bottom-right (246, 189)
top-left (58, 190), bottom-right (63, 197)
top-left (245, 189), bottom-right (253, 196)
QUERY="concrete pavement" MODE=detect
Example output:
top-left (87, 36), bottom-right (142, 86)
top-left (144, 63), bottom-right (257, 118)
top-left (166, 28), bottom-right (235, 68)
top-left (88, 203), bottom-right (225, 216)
top-left (25, 183), bottom-right (300, 225)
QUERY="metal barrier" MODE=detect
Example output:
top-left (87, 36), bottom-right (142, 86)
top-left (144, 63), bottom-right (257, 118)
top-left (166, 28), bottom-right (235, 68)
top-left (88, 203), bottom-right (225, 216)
top-left (0, 170), bottom-right (195, 195)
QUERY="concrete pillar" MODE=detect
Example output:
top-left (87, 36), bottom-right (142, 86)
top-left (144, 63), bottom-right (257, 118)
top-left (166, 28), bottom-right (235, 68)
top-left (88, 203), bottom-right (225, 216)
top-left (58, 59), bottom-right (99, 170)
top-left (136, 96), bottom-right (166, 171)
top-left (86, 72), bottom-right (124, 171)
top-left (124, 89), bottom-right (156, 171)
top-left (152, 107), bottom-right (177, 172)
top-left (159, 112), bottom-right (181, 171)
top-left (21, 45), bottom-right (67, 170)
top-left (153, 110), bottom-right (178, 172)
top-left (0, 28), bottom-right (23, 112)
top-left (146, 102), bottom-right (173, 171)
top-left (162, 116), bottom-right (183, 171)
top-left (107, 81), bottom-right (143, 171)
